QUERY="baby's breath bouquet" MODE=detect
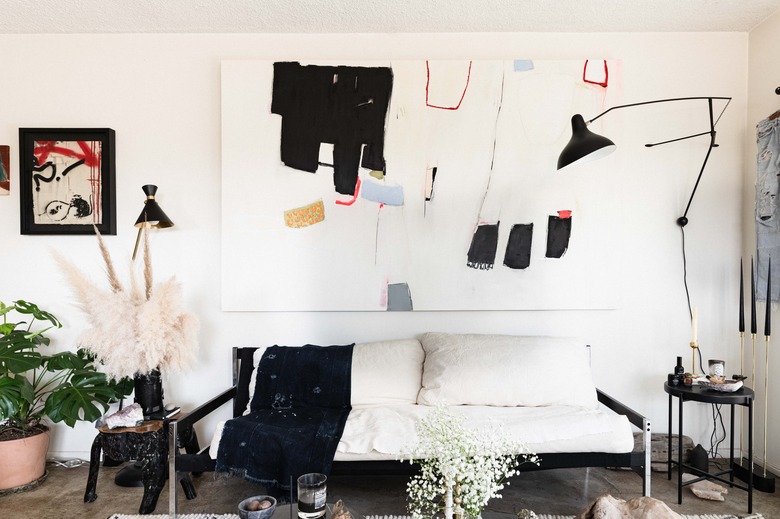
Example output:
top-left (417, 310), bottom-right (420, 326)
top-left (403, 406), bottom-right (539, 519)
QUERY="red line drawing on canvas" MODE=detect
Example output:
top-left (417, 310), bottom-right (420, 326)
top-left (425, 60), bottom-right (473, 110)
top-left (583, 60), bottom-right (609, 87)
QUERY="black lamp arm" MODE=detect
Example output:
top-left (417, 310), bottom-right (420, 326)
top-left (677, 98), bottom-right (718, 227)
top-left (587, 96), bottom-right (731, 227)
top-left (587, 96), bottom-right (731, 124)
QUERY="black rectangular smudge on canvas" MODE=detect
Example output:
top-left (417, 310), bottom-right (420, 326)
top-left (546, 215), bottom-right (572, 258)
top-left (504, 223), bottom-right (533, 270)
top-left (466, 223), bottom-right (499, 270)
top-left (271, 61), bottom-right (393, 196)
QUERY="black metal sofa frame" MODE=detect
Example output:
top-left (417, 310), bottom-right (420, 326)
top-left (168, 346), bottom-right (651, 514)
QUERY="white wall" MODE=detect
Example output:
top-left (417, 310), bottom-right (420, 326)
top-left (0, 32), bottom-right (746, 460)
top-left (748, 10), bottom-right (780, 473)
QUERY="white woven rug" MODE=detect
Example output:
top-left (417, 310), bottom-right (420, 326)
top-left (536, 515), bottom-right (761, 519)
top-left (107, 514), bottom-right (764, 519)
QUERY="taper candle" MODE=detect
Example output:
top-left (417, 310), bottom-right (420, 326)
top-left (766, 257), bottom-right (772, 337)
top-left (752, 257), bottom-right (758, 334)
top-left (740, 258), bottom-right (745, 333)
top-left (692, 308), bottom-right (698, 343)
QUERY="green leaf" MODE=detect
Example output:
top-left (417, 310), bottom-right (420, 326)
top-left (13, 300), bottom-right (62, 329)
top-left (0, 376), bottom-right (24, 420)
top-left (0, 330), bottom-right (43, 374)
top-left (0, 323), bottom-right (14, 335)
top-left (44, 370), bottom-right (118, 427)
top-left (111, 376), bottom-right (135, 398)
top-left (0, 301), bottom-right (12, 318)
top-left (17, 376), bottom-right (35, 405)
top-left (44, 351), bottom-right (88, 371)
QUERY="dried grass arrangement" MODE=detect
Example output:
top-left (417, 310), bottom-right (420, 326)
top-left (56, 227), bottom-right (198, 380)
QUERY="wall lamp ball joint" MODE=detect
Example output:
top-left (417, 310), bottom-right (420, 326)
top-left (557, 96), bottom-right (731, 228)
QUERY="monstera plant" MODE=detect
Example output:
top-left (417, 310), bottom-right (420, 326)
top-left (0, 299), bottom-right (131, 490)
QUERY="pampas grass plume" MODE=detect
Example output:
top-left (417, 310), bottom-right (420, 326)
top-left (56, 230), bottom-right (199, 380)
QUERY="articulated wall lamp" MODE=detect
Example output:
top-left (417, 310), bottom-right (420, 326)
top-left (131, 184), bottom-right (174, 260)
top-left (557, 96), bottom-right (731, 227)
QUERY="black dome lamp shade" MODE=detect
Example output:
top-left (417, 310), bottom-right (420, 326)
top-left (557, 114), bottom-right (616, 170)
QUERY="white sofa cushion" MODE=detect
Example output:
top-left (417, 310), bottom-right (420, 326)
top-left (351, 339), bottom-right (425, 405)
top-left (417, 333), bottom-right (598, 409)
top-left (211, 404), bottom-right (634, 461)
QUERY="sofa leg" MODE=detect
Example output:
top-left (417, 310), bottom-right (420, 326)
top-left (642, 418), bottom-right (652, 497)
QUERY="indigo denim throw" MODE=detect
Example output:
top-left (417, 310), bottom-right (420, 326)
top-left (216, 344), bottom-right (354, 497)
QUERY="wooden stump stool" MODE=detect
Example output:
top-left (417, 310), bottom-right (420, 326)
top-left (84, 420), bottom-right (181, 514)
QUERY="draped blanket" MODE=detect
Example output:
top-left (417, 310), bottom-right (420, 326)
top-left (216, 344), bottom-right (354, 494)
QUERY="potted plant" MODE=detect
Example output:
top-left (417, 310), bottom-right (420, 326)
top-left (0, 299), bottom-right (131, 492)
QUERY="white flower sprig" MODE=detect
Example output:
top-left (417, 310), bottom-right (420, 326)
top-left (403, 406), bottom-right (539, 519)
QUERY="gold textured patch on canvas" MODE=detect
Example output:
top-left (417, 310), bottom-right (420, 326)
top-left (284, 199), bottom-right (325, 228)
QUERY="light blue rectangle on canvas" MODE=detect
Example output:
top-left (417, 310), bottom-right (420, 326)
top-left (513, 60), bottom-right (534, 72)
top-left (361, 180), bottom-right (404, 206)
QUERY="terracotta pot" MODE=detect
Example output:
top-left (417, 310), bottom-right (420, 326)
top-left (0, 428), bottom-right (49, 490)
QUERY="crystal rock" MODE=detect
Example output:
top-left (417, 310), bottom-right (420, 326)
top-left (104, 402), bottom-right (145, 429)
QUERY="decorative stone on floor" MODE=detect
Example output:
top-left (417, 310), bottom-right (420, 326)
top-left (575, 494), bottom-right (683, 519)
top-left (682, 473), bottom-right (729, 501)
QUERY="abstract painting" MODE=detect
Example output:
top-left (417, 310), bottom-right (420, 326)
top-left (222, 60), bottom-right (621, 311)
top-left (19, 128), bottom-right (116, 235)
top-left (0, 145), bottom-right (9, 195)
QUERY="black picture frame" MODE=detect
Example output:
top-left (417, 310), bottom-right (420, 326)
top-left (19, 128), bottom-right (116, 235)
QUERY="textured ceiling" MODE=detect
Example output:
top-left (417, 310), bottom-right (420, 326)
top-left (0, 0), bottom-right (779, 34)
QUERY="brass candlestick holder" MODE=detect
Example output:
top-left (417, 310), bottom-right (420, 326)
top-left (689, 340), bottom-right (700, 376)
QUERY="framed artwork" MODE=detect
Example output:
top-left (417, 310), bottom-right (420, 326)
top-left (0, 145), bottom-right (9, 195)
top-left (19, 128), bottom-right (116, 235)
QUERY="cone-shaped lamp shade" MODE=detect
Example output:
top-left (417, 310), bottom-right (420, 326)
top-left (134, 185), bottom-right (174, 229)
top-left (557, 114), bottom-right (617, 170)
top-left (132, 184), bottom-right (174, 261)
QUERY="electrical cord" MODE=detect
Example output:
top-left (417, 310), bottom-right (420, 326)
top-left (708, 403), bottom-right (726, 463)
top-left (682, 213), bottom-right (726, 463)
top-left (46, 458), bottom-right (88, 468)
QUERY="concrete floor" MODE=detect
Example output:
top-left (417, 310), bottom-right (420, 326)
top-left (2, 461), bottom-right (778, 519)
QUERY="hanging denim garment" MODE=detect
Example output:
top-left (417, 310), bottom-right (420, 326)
top-left (756, 114), bottom-right (780, 301)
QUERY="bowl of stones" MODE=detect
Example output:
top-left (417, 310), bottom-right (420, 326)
top-left (238, 495), bottom-right (277, 519)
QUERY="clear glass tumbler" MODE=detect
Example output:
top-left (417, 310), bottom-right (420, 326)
top-left (297, 473), bottom-right (327, 519)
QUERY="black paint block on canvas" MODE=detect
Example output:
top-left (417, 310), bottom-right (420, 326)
top-left (271, 61), bottom-right (393, 195)
top-left (546, 215), bottom-right (572, 258)
top-left (504, 223), bottom-right (533, 270)
top-left (467, 223), bottom-right (499, 270)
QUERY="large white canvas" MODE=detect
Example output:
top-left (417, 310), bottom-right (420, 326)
top-left (221, 59), bottom-right (622, 311)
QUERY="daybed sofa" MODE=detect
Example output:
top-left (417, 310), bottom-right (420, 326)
top-left (168, 333), bottom-right (650, 514)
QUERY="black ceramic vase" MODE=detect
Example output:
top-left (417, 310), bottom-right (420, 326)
top-left (134, 369), bottom-right (164, 416)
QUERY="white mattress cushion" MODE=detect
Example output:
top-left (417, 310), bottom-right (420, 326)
top-left (351, 339), bottom-right (425, 405)
top-left (336, 404), bottom-right (634, 460)
top-left (210, 404), bottom-right (634, 461)
top-left (417, 333), bottom-right (598, 409)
